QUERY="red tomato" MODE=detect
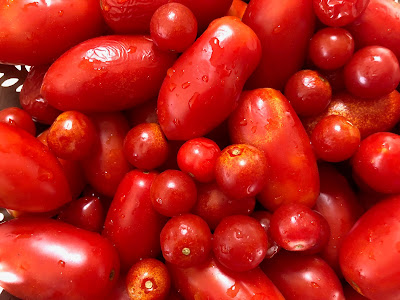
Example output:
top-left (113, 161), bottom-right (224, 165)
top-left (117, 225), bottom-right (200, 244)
top-left (102, 170), bottom-right (168, 272)
top-left (0, 123), bottom-right (71, 212)
top-left (0, 218), bottom-right (120, 300)
top-left (167, 255), bottom-right (285, 300)
top-left (0, 0), bottom-right (104, 66)
top-left (242, 0), bottom-right (315, 90)
top-left (0, 107), bottom-right (36, 136)
top-left (229, 88), bottom-right (320, 211)
top-left (42, 35), bottom-right (177, 112)
top-left (157, 16), bottom-right (261, 140)
top-left (340, 195), bottom-right (400, 299)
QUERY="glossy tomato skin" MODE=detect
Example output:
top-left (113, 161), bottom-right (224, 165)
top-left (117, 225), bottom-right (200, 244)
top-left (229, 88), bottom-right (319, 211)
top-left (339, 195), bottom-right (400, 299)
top-left (157, 16), bottom-right (261, 140)
top-left (0, 218), bottom-right (120, 300)
top-left (42, 35), bottom-right (177, 113)
top-left (0, 123), bottom-right (72, 212)
top-left (102, 170), bottom-right (168, 272)
top-left (82, 112), bottom-right (131, 198)
top-left (0, 107), bottom-right (36, 136)
top-left (0, 0), bottom-right (104, 66)
top-left (261, 251), bottom-right (345, 300)
top-left (167, 255), bottom-right (285, 300)
top-left (242, 0), bottom-right (315, 90)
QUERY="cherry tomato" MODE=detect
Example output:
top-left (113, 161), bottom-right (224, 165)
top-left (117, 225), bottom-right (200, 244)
top-left (0, 218), bottom-right (120, 300)
top-left (0, 123), bottom-right (71, 212)
top-left (150, 3), bottom-right (198, 53)
top-left (157, 16), bottom-right (261, 140)
top-left (0, 107), bottom-right (36, 136)
top-left (160, 214), bottom-right (212, 267)
top-left (213, 215), bottom-right (268, 272)
top-left (42, 35), bottom-right (177, 112)
top-left (0, 0), bottom-right (105, 65)
top-left (126, 258), bottom-right (171, 300)
top-left (229, 88), bottom-right (320, 211)
top-left (102, 170), bottom-right (167, 272)
top-left (339, 195), bottom-right (400, 299)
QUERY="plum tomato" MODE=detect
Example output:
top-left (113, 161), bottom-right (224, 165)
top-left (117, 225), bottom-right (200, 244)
top-left (177, 137), bottom-right (221, 183)
top-left (150, 170), bottom-right (197, 217)
top-left (339, 195), bottom-right (400, 299)
top-left (352, 132), bottom-right (400, 194)
top-left (0, 123), bottom-right (72, 212)
top-left (57, 196), bottom-right (106, 233)
top-left (0, 107), bottom-right (36, 136)
top-left (192, 182), bottom-right (256, 231)
top-left (215, 144), bottom-right (268, 200)
top-left (19, 65), bottom-right (61, 125)
top-left (309, 27), bottom-right (355, 70)
top-left (344, 46), bottom-right (400, 99)
top-left (212, 215), bottom-right (268, 272)
top-left (269, 203), bottom-right (330, 254)
top-left (0, 218), bottom-right (120, 300)
top-left (160, 214), bottom-right (212, 267)
top-left (150, 3), bottom-right (198, 53)
top-left (47, 111), bottom-right (97, 161)
top-left (261, 251), bottom-right (345, 300)
top-left (311, 115), bottom-right (361, 162)
top-left (284, 70), bottom-right (332, 117)
top-left (313, 0), bottom-right (370, 27)
top-left (123, 123), bottom-right (169, 170)
top-left (251, 210), bottom-right (281, 259)
top-left (126, 258), bottom-right (171, 300)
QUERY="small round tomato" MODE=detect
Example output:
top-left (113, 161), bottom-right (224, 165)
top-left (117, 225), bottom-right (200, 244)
top-left (123, 123), bottom-right (169, 170)
top-left (47, 111), bottom-right (97, 160)
top-left (212, 215), bottom-right (268, 272)
top-left (284, 70), bottom-right (332, 117)
top-left (177, 137), bottom-right (221, 183)
top-left (215, 144), bottom-right (268, 199)
top-left (0, 107), bottom-right (36, 136)
top-left (150, 3), bottom-right (198, 53)
top-left (270, 203), bottom-right (330, 254)
top-left (311, 115), bottom-right (361, 162)
top-left (126, 258), bottom-right (171, 300)
top-left (150, 169), bottom-right (197, 217)
top-left (344, 46), bottom-right (400, 99)
top-left (160, 214), bottom-right (212, 267)
top-left (309, 27), bottom-right (355, 70)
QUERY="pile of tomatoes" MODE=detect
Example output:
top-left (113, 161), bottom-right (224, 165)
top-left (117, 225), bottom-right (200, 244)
top-left (1, 0), bottom-right (400, 299)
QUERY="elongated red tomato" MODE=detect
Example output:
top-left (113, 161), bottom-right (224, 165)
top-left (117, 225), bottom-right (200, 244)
top-left (229, 89), bottom-right (319, 211)
top-left (242, 0), bottom-right (315, 90)
top-left (0, 123), bottom-right (71, 212)
top-left (82, 112), bottom-right (131, 198)
top-left (340, 195), bottom-right (400, 299)
top-left (42, 35), bottom-right (177, 112)
top-left (0, 0), bottom-right (104, 66)
top-left (167, 255), bottom-right (285, 300)
top-left (0, 218), bottom-right (120, 300)
top-left (102, 170), bottom-right (168, 272)
top-left (157, 16), bottom-right (261, 140)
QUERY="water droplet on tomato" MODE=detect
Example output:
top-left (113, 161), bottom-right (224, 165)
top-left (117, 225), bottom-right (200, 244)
top-left (226, 283), bottom-right (239, 297)
top-left (251, 126), bottom-right (257, 133)
top-left (58, 10), bottom-right (64, 16)
top-left (188, 92), bottom-right (199, 109)
top-left (58, 260), bottom-right (66, 267)
top-left (311, 282), bottom-right (320, 288)
top-left (202, 75), bottom-right (209, 82)
top-left (173, 118), bottom-right (180, 126)
top-left (273, 25), bottom-right (282, 34)
top-left (168, 83), bottom-right (176, 92)
top-left (167, 68), bottom-right (175, 78)
top-left (103, 4), bottom-right (110, 12)
top-left (128, 46), bottom-right (137, 53)
top-left (182, 82), bottom-right (191, 89)
top-left (239, 119), bottom-right (247, 126)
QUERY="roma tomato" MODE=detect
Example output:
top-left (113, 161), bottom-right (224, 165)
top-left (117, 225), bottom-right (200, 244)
top-left (167, 255), bottom-right (285, 300)
top-left (0, 123), bottom-right (71, 212)
top-left (0, 0), bottom-right (104, 66)
top-left (102, 170), bottom-right (168, 272)
top-left (157, 16), bottom-right (261, 140)
top-left (242, 0), bottom-right (315, 90)
top-left (0, 218), bottom-right (120, 300)
top-left (340, 195), bottom-right (400, 299)
top-left (42, 35), bottom-right (177, 112)
top-left (229, 88), bottom-right (319, 211)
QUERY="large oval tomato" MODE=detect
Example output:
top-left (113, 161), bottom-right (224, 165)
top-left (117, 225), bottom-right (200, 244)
top-left (0, 218), bottom-right (120, 300)
top-left (0, 123), bottom-right (72, 212)
top-left (0, 0), bottom-right (104, 66)
top-left (340, 195), bottom-right (400, 299)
